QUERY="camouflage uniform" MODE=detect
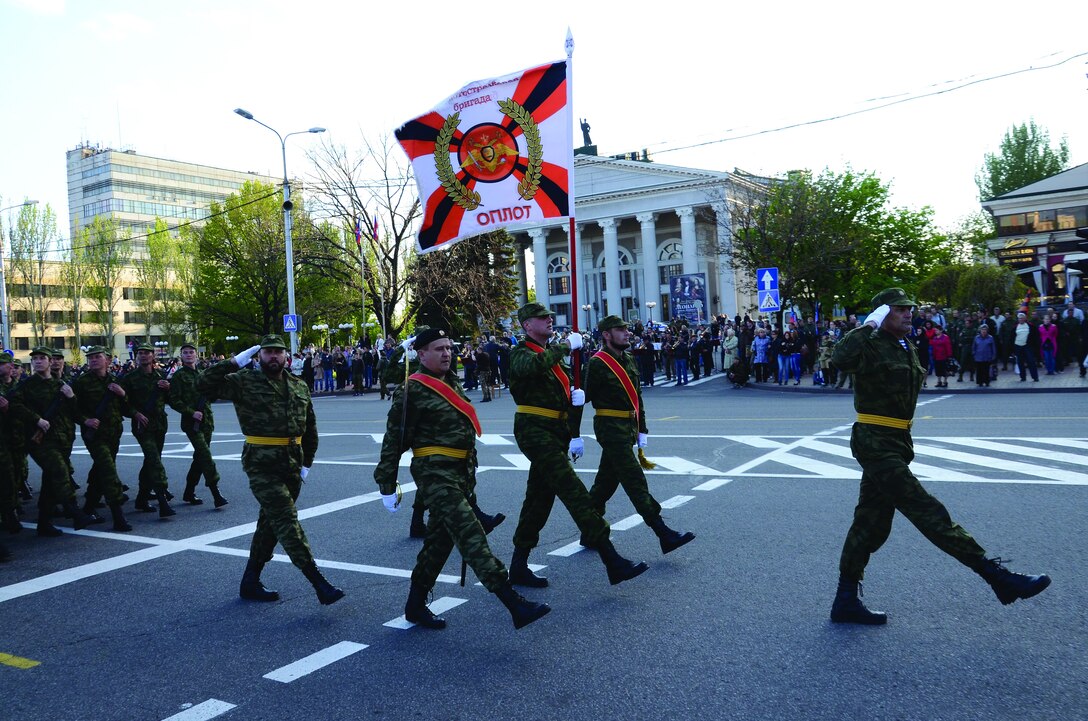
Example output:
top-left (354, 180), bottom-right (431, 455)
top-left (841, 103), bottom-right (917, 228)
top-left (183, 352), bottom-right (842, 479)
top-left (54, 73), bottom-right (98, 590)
top-left (0, 356), bottom-right (20, 531)
top-left (168, 363), bottom-right (222, 499)
top-left (198, 349), bottom-right (319, 569)
top-left (71, 367), bottom-right (132, 509)
top-left (374, 366), bottom-right (506, 593)
top-left (508, 335), bottom-right (606, 549)
top-left (120, 365), bottom-right (172, 500)
top-left (4, 363), bottom-right (30, 502)
top-left (583, 348), bottom-right (659, 522)
top-left (831, 300), bottom-right (985, 582)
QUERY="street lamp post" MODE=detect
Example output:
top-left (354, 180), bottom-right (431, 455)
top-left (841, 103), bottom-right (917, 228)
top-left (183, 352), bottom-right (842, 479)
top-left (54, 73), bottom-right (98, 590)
top-left (646, 301), bottom-right (657, 324)
top-left (338, 322), bottom-right (354, 346)
top-left (581, 303), bottom-right (592, 330)
top-left (0, 200), bottom-right (39, 350)
top-left (233, 109), bottom-right (325, 357)
top-left (312, 323), bottom-right (330, 350)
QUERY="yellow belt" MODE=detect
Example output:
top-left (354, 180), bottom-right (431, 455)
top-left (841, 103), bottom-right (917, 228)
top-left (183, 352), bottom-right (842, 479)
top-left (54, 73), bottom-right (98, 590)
top-left (244, 435), bottom-right (303, 446)
top-left (412, 446), bottom-right (470, 459)
top-left (856, 413), bottom-right (912, 430)
top-left (516, 405), bottom-right (568, 420)
top-left (595, 408), bottom-right (637, 419)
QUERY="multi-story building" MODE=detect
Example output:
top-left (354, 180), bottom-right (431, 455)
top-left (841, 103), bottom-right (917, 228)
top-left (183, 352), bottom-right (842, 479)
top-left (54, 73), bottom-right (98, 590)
top-left (66, 143), bottom-right (278, 253)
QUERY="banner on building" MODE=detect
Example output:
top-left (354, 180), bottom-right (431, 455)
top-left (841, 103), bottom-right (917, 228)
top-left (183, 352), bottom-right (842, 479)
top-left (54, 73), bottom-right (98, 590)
top-left (395, 61), bottom-right (573, 254)
top-left (669, 273), bottom-right (709, 324)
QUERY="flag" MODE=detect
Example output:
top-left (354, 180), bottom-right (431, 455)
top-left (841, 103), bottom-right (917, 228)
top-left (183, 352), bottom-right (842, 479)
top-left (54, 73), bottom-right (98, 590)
top-left (354, 217), bottom-right (362, 251)
top-left (396, 60), bottom-right (573, 254)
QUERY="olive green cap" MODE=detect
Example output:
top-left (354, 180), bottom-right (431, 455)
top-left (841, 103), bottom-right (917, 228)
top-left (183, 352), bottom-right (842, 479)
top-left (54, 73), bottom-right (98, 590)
top-left (259, 334), bottom-right (287, 349)
top-left (180, 341), bottom-right (198, 351)
top-left (0, 353), bottom-right (11, 364)
top-left (134, 342), bottom-right (155, 353)
top-left (597, 314), bottom-right (628, 331)
top-left (50, 349), bottom-right (64, 359)
top-left (871, 287), bottom-right (917, 308)
top-left (30, 345), bottom-right (53, 357)
top-left (517, 302), bottom-right (554, 324)
top-left (84, 345), bottom-right (110, 356)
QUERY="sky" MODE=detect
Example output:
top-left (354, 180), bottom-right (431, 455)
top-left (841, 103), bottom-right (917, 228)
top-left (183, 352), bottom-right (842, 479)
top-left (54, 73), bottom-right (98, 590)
top-left (1, 0), bottom-right (1086, 243)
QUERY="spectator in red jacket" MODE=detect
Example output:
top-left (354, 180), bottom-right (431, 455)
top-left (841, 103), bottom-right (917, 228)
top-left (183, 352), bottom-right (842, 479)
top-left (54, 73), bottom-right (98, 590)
top-left (930, 324), bottom-right (954, 388)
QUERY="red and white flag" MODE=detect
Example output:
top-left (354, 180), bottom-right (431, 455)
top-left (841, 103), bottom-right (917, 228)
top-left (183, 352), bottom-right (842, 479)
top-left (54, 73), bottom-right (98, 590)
top-left (396, 60), bottom-right (573, 254)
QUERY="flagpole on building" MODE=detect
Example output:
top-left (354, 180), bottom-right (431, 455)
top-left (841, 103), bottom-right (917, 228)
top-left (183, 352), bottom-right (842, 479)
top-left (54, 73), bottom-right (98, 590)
top-left (565, 28), bottom-right (582, 388)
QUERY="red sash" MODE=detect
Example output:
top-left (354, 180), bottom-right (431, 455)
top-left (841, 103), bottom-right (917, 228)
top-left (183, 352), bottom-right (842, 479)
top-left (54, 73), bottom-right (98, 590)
top-left (522, 340), bottom-right (571, 405)
top-left (409, 373), bottom-right (482, 436)
top-left (593, 351), bottom-right (639, 418)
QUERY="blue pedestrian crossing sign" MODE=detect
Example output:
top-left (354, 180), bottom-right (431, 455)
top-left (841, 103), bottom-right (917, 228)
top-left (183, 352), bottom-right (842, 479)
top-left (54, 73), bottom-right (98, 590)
top-left (756, 267), bottom-right (779, 291)
top-left (283, 314), bottom-right (300, 333)
top-left (758, 289), bottom-right (781, 312)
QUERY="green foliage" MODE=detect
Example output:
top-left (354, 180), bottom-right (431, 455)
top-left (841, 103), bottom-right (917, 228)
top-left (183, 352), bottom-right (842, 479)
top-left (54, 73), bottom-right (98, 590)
top-left (953, 264), bottom-right (1030, 312)
top-left (976, 120), bottom-right (1070, 200)
top-left (918, 264), bottom-right (968, 309)
top-left (82, 216), bottom-right (132, 349)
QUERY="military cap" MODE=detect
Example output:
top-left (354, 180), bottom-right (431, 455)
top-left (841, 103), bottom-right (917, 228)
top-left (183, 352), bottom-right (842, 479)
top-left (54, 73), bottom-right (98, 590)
top-left (180, 341), bottom-right (198, 351)
top-left (84, 345), bottom-right (110, 356)
top-left (134, 342), bottom-right (155, 353)
top-left (597, 314), bottom-right (628, 332)
top-left (30, 345), bottom-right (53, 357)
top-left (517, 302), bottom-right (554, 324)
top-left (414, 327), bottom-right (449, 349)
top-left (0, 353), bottom-right (11, 364)
top-left (871, 287), bottom-right (917, 308)
top-left (50, 348), bottom-right (64, 359)
top-left (259, 334), bottom-right (287, 349)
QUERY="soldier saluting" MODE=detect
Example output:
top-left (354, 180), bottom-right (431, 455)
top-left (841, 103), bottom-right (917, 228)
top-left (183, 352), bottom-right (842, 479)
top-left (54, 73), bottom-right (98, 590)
top-left (583, 315), bottom-right (695, 554)
top-left (120, 342), bottom-right (175, 517)
top-left (507, 302), bottom-right (647, 588)
top-left (199, 335), bottom-right (343, 606)
top-left (71, 345), bottom-right (133, 532)
top-left (375, 327), bottom-right (549, 629)
top-left (169, 342), bottom-right (227, 508)
top-left (829, 288), bottom-right (1050, 625)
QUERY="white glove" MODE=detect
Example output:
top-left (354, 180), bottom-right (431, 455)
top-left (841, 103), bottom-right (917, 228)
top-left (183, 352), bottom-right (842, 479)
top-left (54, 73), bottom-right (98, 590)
top-left (401, 336), bottom-right (416, 351)
top-left (567, 332), bottom-right (583, 351)
top-left (300, 466), bottom-right (310, 480)
top-left (637, 433), bottom-right (648, 449)
top-left (381, 493), bottom-right (400, 513)
top-left (569, 437), bottom-right (584, 461)
top-left (234, 344), bottom-right (261, 367)
top-left (570, 388), bottom-right (585, 407)
top-left (406, 349), bottom-right (418, 362)
top-left (866, 304), bottom-right (891, 328)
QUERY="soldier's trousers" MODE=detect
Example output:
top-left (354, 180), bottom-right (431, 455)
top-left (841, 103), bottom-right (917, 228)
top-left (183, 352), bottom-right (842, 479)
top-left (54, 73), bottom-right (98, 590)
top-left (184, 423), bottom-right (220, 488)
top-left (82, 430), bottom-right (125, 506)
top-left (512, 444), bottom-right (609, 550)
top-left (839, 455), bottom-right (986, 581)
top-left (412, 462), bottom-right (506, 592)
top-left (0, 445), bottom-right (16, 512)
top-left (247, 470), bottom-right (313, 569)
top-left (27, 443), bottom-right (76, 508)
top-left (589, 443), bottom-right (661, 522)
top-left (135, 424), bottom-right (168, 495)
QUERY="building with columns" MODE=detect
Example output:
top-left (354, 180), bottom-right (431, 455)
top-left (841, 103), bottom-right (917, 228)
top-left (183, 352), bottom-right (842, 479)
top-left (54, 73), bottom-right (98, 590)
top-left (509, 155), bottom-right (764, 328)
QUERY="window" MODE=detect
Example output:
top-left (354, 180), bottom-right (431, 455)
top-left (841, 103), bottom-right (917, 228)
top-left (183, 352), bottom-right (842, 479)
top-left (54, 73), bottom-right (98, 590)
top-left (997, 206), bottom-right (1088, 237)
top-left (48, 337), bottom-right (66, 350)
top-left (14, 337), bottom-right (29, 351)
top-left (658, 241), bottom-right (683, 285)
top-left (546, 255), bottom-right (571, 297)
top-left (13, 310), bottom-right (30, 324)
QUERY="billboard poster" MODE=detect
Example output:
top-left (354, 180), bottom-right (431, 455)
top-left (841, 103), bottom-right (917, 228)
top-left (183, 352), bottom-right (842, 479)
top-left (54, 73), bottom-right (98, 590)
top-left (669, 272), bottom-right (709, 324)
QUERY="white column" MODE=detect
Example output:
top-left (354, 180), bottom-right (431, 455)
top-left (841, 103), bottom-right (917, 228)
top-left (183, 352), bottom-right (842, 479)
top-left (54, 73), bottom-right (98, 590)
top-left (516, 236), bottom-right (530, 305)
top-left (529, 227), bottom-right (549, 310)
top-left (637, 212), bottom-right (659, 322)
top-left (677, 206), bottom-right (697, 275)
top-left (599, 218), bottom-right (621, 317)
top-left (712, 202), bottom-right (737, 318)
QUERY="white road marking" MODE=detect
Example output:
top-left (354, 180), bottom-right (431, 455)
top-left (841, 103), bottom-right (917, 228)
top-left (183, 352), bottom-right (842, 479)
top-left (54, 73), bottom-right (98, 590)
top-left (649, 457), bottom-right (721, 475)
top-left (263, 641), bottom-right (368, 683)
top-left (548, 540), bottom-right (587, 557)
top-left (383, 597), bottom-right (467, 629)
top-left (910, 442), bottom-right (1088, 484)
top-left (692, 478), bottom-right (734, 491)
top-left (500, 453), bottom-right (532, 470)
top-left (161, 699), bottom-right (237, 721)
top-left (660, 495), bottom-right (695, 509)
top-left (478, 434), bottom-right (514, 445)
top-left (798, 439), bottom-right (986, 482)
top-left (611, 514), bottom-right (645, 531)
top-left (938, 437), bottom-right (1088, 468)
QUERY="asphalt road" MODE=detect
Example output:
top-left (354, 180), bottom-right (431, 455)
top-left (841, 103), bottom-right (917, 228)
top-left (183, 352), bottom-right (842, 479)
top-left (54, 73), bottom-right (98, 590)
top-left (2, 375), bottom-right (1085, 721)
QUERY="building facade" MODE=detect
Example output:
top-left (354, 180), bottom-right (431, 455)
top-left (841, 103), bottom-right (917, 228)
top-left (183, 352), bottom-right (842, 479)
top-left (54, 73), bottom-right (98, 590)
top-left (508, 156), bottom-right (763, 328)
top-left (982, 161), bottom-right (1088, 304)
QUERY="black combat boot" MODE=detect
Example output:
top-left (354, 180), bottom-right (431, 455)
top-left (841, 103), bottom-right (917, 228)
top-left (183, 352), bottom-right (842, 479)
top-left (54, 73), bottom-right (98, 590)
top-left (0, 540), bottom-right (10, 562)
top-left (972, 557), bottom-right (1051, 605)
top-left (108, 502), bottom-right (132, 532)
top-left (301, 563), bottom-right (345, 605)
top-left (2, 507), bottom-right (21, 534)
top-left (64, 500), bottom-right (102, 530)
top-left (469, 497), bottom-right (505, 534)
top-left (646, 515), bottom-right (695, 554)
top-left (239, 559), bottom-right (279, 602)
top-left (36, 506), bottom-right (63, 537)
top-left (494, 583), bottom-right (551, 629)
top-left (182, 475), bottom-right (204, 505)
top-left (409, 505), bottom-right (427, 539)
top-left (597, 539), bottom-right (649, 585)
top-left (19, 480), bottom-right (33, 501)
top-left (133, 491), bottom-right (156, 512)
top-left (404, 582), bottom-right (446, 629)
top-left (830, 577), bottom-right (887, 625)
top-left (209, 484), bottom-right (229, 508)
top-left (155, 488), bottom-right (176, 518)
top-left (509, 546), bottom-right (548, 588)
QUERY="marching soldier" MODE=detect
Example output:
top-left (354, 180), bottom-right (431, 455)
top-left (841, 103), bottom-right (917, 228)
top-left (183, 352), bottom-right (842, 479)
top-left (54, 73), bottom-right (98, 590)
top-left (375, 327), bottom-right (549, 629)
top-left (0, 354), bottom-right (22, 534)
top-left (507, 302), bottom-right (648, 587)
top-left (7, 346), bottom-right (97, 535)
top-left (169, 342), bottom-right (227, 508)
top-left (583, 315), bottom-right (695, 554)
top-left (120, 343), bottom-right (175, 517)
top-left (71, 345), bottom-right (133, 532)
top-left (198, 335), bottom-right (343, 606)
top-left (51, 349), bottom-right (79, 497)
top-left (829, 288), bottom-right (1051, 625)
top-left (3, 357), bottom-right (32, 505)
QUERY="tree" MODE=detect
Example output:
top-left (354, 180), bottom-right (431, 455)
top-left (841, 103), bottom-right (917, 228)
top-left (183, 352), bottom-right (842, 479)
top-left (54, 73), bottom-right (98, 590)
top-left (918, 264), bottom-right (969, 309)
top-left (976, 120), bottom-right (1070, 200)
top-left (7, 202), bottom-right (59, 345)
top-left (83, 216), bottom-right (133, 350)
top-left (133, 219), bottom-right (173, 342)
top-left (953, 264), bottom-right (1030, 313)
top-left (60, 240), bottom-right (93, 351)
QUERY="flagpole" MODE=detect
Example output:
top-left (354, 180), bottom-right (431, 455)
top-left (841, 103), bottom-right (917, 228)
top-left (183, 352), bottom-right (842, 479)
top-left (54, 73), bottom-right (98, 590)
top-left (355, 217), bottom-right (367, 345)
top-left (565, 28), bottom-right (582, 389)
